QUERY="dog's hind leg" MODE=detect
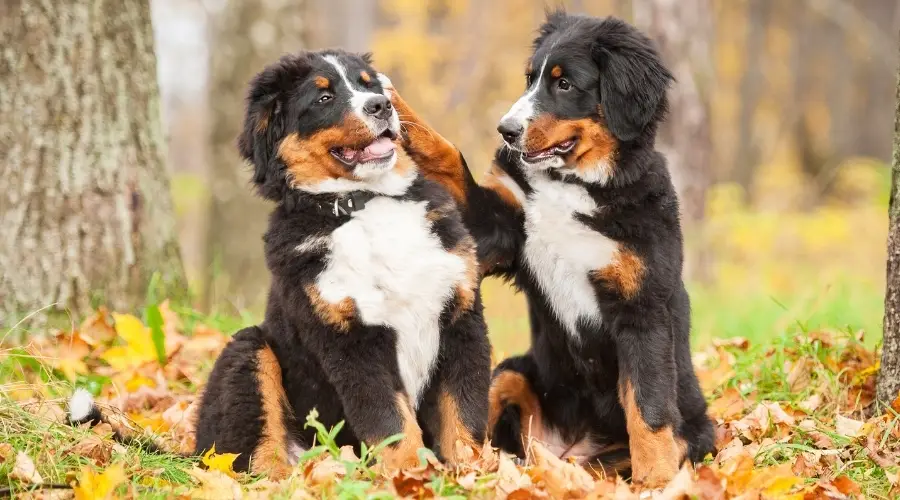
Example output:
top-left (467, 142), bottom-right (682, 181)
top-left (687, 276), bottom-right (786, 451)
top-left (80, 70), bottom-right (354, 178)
top-left (194, 326), bottom-right (297, 479)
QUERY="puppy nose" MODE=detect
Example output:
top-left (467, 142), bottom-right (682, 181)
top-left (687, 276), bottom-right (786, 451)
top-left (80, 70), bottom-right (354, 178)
top-left (497, 119), bottom-right (524, 144)
top-left (363, 95), bottom-right (392, 120)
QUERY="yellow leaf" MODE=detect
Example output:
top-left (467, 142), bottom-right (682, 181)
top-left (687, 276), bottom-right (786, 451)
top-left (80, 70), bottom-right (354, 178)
top-left (764, 474), bottom-right (803, 495)
top-left (73, 463), bottom-right (126, 500)
top-left (100, 314), bottom-right (159, 370)
top-left (124, 374), bottom-right (156, 392)
top-left (201, 445), bottom-right (239, 478)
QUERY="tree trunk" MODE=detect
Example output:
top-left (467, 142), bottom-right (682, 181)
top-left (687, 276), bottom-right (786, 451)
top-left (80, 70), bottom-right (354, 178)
top-left (204, 0), bottom-right (308, 310)
top-left (877, 39), bottom-right (900, 407)
top-left (633, 0), bottom-right (714, 282)
top-left (0, 0), bottom-right (186, 327)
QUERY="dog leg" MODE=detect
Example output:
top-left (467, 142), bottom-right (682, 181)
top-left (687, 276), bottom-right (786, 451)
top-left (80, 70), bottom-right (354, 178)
top-left (614, 311), bottom-right (687, 489)
top-left (426, 310), bottom-right (491, 465)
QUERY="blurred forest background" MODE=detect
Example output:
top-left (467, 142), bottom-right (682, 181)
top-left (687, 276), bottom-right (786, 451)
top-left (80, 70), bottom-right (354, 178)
top-left (150, 0), bottom-right (897, 354)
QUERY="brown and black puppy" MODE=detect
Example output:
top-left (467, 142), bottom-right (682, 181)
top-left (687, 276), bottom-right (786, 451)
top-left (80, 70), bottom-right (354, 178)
top-left (383, 11), bottom-right (714, 488)
top-left (71, 49), bottom-right (491, 479)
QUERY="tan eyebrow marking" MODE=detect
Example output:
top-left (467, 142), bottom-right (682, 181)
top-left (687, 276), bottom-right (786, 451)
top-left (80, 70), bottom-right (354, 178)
top-left (315, 76), bottom-right (330, 89)
top-left (360, 71), bottom-right (371, 83)
top-left (551, 65), bottom-right (562, 78)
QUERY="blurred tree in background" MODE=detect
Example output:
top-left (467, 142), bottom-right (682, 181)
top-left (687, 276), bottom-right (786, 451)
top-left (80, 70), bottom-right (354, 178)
top-left (203, 0), bottom-right (310, 310)
top-left (877, 38), bottom-right (900, 406)
top-left (0, 0), bottom-right (186, 328)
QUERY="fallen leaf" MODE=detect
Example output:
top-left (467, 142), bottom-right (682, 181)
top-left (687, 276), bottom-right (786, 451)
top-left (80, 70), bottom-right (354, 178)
top-left (835, 415), bottom-right (864, 438)
top-left (708, 388), bottom-right (747, 420)
top-left (529, 440), bottom-right (593, 499)
top-left (101, 313), bottom-right (161, 371)
top-left (496, 452), bottom-right (533, 498)
top-left (71, 433), bottom-right (113, 465)
top-left (187, 466), bottom-right (243, 499)
top-left (11, 451), bottom-right (43, 485)
top-left (830, 475), bottom-right (862, 496)
top-left (201, 444), bottom-right (239, 478)
top-left (306, 455), bottom-right (346, 486)
top-left (73, 463), bottom-right (126, 500)
top-left (799, 394), bottom-right (822, 413)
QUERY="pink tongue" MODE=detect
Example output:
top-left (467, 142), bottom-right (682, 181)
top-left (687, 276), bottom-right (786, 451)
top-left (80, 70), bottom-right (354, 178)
top-left (359, 137), bottom-right (396, 161)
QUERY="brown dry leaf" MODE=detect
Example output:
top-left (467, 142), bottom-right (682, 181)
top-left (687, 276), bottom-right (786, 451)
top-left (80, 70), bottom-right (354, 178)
top-left (71, 433), bottom-right (113, 465)
top-left (714, 437), bottom-right (746, 465)
top-left (495, 452), bottom-right (534, 498)
top-left (792, 452), bottom-right (821, 477)
top-left (187, 466), bottom-right (243, 499)
top-left (786, 358), bottom-right (813, 392)
top-left (719, 452), bottom-right (755, 495)
top-left (733, 401), bottom-right (795, 441)
top-left (799, 394), bottom-right (822, 413)
top-left (835, 415), bottom-right (864, 438)
top-left (529, 440), bottom-right (593, 499)
top-left (830, 475), bottom-right (862, 496)
top-left (78, 308), bottom-right (118, 346)
top-left (865, 435), bottom-right (897, 468)
top-left (306, 455), bottom-right (346, 486)
top-left (0, 443), bottom-right (13, 462)
top-left (656, 464), bottom-right (696, 499)
top-left (694, 465), bottom-right (726, 500)
top-left (11, 451), bottom-right (43, 485)
top-left (393, 468), bottom-right (434, 498)
top-left (712, 337), bottom-right (750, 350)
top-left (697, 349), bottom-right (736, 394)
top-left (457, 471), bottom-right (477, 490)
top-left (708, 388), bottom-right (747, 420)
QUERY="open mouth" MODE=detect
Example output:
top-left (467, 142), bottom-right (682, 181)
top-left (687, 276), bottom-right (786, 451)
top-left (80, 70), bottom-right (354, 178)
top-left (522, 138), bottom-right (576, 164)
top-left (330, 129), bottom-right (398, 167)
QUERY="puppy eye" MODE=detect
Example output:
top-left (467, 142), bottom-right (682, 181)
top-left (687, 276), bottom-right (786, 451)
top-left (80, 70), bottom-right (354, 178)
top-left (557, 78), bottom-right (571, 91)
top-left (317, 93), bottom-right (333, 104)
top-left (525, 75), bottom-right (533, 87)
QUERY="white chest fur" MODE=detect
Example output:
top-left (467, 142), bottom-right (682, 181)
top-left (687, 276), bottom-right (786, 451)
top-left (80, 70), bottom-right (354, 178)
top-left (315, 198), bottom-right (467, 407)
top-left (522, 176), bottom-right (617, 342)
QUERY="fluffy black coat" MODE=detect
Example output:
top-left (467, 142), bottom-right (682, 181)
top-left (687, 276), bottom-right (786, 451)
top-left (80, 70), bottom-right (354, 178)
top-left (388, 12), bottom-right (714, 487)
top-left (193, 50), bottom-right (492, 476)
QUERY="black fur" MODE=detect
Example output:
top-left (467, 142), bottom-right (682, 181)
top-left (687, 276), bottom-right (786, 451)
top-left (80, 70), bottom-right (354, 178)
top-left (196, 49), bottom-right (491, 472)
top-left (449, 12), bottom-right (713, 475)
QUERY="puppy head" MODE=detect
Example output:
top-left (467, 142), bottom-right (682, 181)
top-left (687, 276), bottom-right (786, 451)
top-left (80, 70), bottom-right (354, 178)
top-left (497, 11), bottom-right (672, 183)
top-left (238, 50), bottom-right (411, 201)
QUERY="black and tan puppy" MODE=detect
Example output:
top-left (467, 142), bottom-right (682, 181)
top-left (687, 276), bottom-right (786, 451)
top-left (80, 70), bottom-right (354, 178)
top-left (71, 50), bottom-right (491, 479)
top-left (383, 11), bottom-right (714, 488)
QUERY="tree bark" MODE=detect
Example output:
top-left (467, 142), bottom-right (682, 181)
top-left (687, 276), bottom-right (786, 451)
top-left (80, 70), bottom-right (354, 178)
top-left (877, 38), bottom-right (900, 407)
top-left (204, 0), bottom-right (308, 310)
top-left (633, 0), bottom-right (714, 282)
top-left (0, 0), bottom-right (186, 327)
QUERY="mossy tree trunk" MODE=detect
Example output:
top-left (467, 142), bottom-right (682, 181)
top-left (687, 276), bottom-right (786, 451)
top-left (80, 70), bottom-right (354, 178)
top-left (877, 39), bottom-right (900, 407)
top-left (204, 0), bottom-right (308, 310)
top-left (0, 0), bottom-right (186, 327)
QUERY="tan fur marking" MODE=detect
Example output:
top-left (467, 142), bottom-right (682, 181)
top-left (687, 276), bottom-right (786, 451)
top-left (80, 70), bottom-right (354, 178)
top-left (386, 87), bottom-right (467, 206)
top-left (278, 130), bottom-right (357, 188)
top-left (619, 381), bottom-right (687, 488)
top-left (305, 284), bottom-right (355, 331)
top-left (482, 162), bottom-right (523, 210)
top-left (487, 371), bottom-right (543, 445)
top-left (250, 346), bottom-right (293, 479)
top-left (524, 114), bottom-right (618, 181)
top-left (450, 236), bottom-right (479, 319)
top-left (379, 393), bottom-right (424, 470)
top-left (360, 71), bottom-right (371, 83)
top-left (551, 65), bottom-right (562, 78)
top-left (255, 110), bottom-right (269, 133)
top-left (315, 76), bottom-right (330, 89)
top-left (592, 245), bottom-right (645, 299)
top-left (438, 390), bottom-right (477, 464)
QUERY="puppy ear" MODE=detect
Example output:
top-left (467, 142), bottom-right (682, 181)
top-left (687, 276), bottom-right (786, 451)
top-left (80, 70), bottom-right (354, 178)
top-left (237, 91), bottom-right (283, 196)
top-left (360, 52), bottom-right (374, 65)
top-left (237, 53), bottom-right (310, 200)
top-left (592, 22), bottom-right (673, 141)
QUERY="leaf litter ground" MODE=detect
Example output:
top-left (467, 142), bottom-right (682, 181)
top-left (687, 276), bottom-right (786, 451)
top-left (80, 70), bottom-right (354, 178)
top-left (1, 303), bottom-right (898, 499)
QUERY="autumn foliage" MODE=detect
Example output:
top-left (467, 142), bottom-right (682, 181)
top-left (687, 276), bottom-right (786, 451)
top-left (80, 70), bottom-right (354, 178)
top-left (1, 305), bottom-right (897, 498)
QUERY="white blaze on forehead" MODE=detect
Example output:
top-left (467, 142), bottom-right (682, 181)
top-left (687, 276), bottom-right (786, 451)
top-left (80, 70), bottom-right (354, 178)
top-left (324, 55), bottom-right (400, 134)
top-left (500, 54), bottom-right (551, 129)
